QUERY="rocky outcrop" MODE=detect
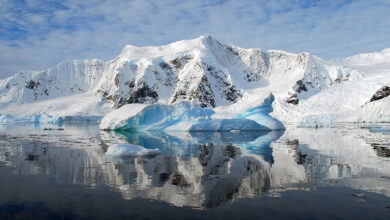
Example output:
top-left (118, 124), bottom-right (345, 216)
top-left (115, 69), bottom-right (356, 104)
top-left (286, 93), bottom-right (299, 105)
top-left (369, 86), bottom-right (390, 102)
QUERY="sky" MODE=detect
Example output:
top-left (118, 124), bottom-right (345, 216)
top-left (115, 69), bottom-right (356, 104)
top-left (0, 0), bottom-right (389, 78)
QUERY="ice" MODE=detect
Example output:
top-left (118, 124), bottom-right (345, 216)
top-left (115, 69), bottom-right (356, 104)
top-left (0, 113), bottom-right (63, 124)
top-left (105, 144), bottom-right (161, 157)
top-left (189, 118), bottom-right (270, 131)
top-left (100, 102), bottom-right (214, 131)
top-left (100, 100), bottom-right (286, 131)
top-left (234, 94), bottom-right (285, 130)
top-left (0, 112), bottom-right (105, 125)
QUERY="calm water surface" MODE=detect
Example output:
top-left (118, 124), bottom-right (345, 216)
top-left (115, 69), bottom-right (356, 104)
top-left (0, 123), bottom-right (390, 219)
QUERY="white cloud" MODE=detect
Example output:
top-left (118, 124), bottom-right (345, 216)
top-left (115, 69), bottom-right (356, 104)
top-left (0, 0), bottom-right (389, 78)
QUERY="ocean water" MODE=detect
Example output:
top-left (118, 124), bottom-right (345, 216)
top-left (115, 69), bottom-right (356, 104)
top-left (0, 123), bottom-right (390, 219)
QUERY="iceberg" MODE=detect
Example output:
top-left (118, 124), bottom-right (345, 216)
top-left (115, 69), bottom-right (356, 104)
top-left (234, 94), bottom-right (285, 130)
top-left (100, 102), bottom-right (214, 131)
top-left (105, 144), bottom-right (161, 157)
top-left (100, 98), bottom-right (286, 131)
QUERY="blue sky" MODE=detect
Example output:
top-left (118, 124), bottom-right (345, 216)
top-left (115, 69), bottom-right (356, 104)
top-left (0, 0), bottom-right (389, 78)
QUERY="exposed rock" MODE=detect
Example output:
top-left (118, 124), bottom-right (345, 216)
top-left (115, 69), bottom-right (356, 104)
top-left (25, 80), bottom-right (39, 90)
top-left (286, 93), bottom-right (299, 105)
top-left (126, 83), bottom-right (159, 105)
top-left (224, 86), bottom-right (241, 102)
top-left (372, 143), bottom-right (390, 157)
top-left (170, 55), bottom-right (193, 69)
top-left (369, 86), bottom-right (390, 102)
top-left (295, 151), bottom-right (307, 165)
top-left (170, 75), bottom-right (216, 108)
top-left (294, 80), bottom-right (308, 93)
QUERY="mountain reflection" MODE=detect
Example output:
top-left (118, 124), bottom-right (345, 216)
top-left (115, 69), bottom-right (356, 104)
top-left (0, 125), bottom-right (390, 209)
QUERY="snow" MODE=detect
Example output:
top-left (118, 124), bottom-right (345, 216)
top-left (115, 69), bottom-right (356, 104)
top-left (352, 96), bottom-right (390, 123)
top-left (0, 35), bottom-right (389, 127)
top-left (271, 55), bottom-right (390, 127)
top-left (337, 48), bottom-right (390, 74)
top-left (99, 103), bottom-right (149, 130)
top-left (105, 144), bottom-right (161, 157)
top-left (0, 92), bottom-right (112, 119)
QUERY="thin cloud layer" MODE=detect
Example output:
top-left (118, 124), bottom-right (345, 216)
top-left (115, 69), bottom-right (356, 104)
top-left (0, 0), bottom-right (389, 77)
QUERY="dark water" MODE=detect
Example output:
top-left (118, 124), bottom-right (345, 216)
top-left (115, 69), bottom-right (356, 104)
top-left (0, 123), bottom-right (390, 219)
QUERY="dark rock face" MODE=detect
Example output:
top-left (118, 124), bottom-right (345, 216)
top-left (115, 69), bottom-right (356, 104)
top-left (372, 143), bottom-right (390, 157)
top-left (286, 93), bottom-right (299, 105)
top-left (126, 83), bottom-right (159, 104)
top-left (195, 75), bottom-right (216, 107)
top-left (100, 81), bottom-right (159, 108)
top-left (170, 74), bottom-right (216, 108)
top-left (25, 80), bottom-right (41, 100)
top-left (202, 62), bottom-right (242, 104)
top-left (169, 55), bottom-right (193, 69)
top-left (294, 80), bottom-right (308, 93)
top-left (25, 80), bottom-right (39, 90)
top-left (370, 86), bottom-right (390, 102)
top-left (286, 80), bottom-right (309, 105)
top-left (224, 86), bottom-right (241, 102)
top-left (295, 152), bottom-right (307, 165)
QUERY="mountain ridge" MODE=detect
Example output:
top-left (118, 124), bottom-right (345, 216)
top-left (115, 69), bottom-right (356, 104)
top-left (0, 35), bottom-right (388, 125)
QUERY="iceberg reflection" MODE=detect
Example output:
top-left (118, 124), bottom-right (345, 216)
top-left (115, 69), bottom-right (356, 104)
top-left (0, 124), bottom-right (389, 209)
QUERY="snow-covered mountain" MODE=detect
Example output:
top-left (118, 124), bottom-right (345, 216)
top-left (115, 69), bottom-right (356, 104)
top-left (0, 35), bottom-right (389, 126)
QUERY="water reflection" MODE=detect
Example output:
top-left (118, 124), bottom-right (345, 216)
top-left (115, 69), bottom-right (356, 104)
top-left (0, 124), bottom-right (389, 209)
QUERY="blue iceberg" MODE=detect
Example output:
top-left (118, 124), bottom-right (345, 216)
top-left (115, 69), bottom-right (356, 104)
top-left (100, 97), bottom-right (285, 131)
top-left (234, 94), bottom-right (285, 130)
top-left (100, 102), bottom-right (214, 131)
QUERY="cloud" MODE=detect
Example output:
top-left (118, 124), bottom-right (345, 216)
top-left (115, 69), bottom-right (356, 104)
top-left (0, 0), bottom-right (389, 78)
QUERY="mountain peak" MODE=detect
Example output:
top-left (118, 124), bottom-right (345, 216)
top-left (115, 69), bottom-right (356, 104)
top-left (118, 35), bottom-right (224, 60)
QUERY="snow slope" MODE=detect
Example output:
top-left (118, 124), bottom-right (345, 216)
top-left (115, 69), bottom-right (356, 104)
top-left (277, 49), bottom-right (390, 125)
top-left (0, 35), bottom-right (388, 126)
top-left (352, 95), bottom-right (390, 123)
